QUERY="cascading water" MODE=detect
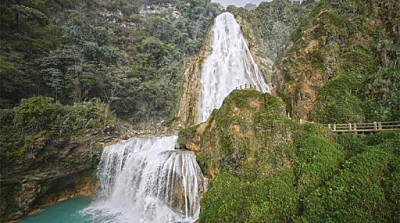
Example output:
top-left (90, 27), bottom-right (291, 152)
top-left (83, 11), bottom-right (270, 223)
top-left (83, 136), bottom-right (206, 222)
top-left (198, 12), bottom-right (270, 123)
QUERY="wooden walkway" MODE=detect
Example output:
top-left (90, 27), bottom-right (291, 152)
top-left (325, 121), bottom-right (400, 133)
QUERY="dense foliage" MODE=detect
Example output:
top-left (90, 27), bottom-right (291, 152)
top-left (0, 96), bottom-right (114, 167)
top-left (0, 0), bottom-right (221, 122)
top-left (273, 0), bottom-right (400, 123)
top-left (0, 95), bottom-right (116, 221)
top-left (201, 132), bottom-right (400, 222)
top-left (179, 90), bottom-right (399, 222)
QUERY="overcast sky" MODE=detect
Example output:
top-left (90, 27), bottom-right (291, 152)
top-left (211, 0), bottom-right (272, 8)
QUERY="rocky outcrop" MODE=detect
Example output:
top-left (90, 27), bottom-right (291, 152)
top-left (0, 102), bottom-right (120, 223)
top-left (0, 129), bottom-right (117, 222)
top-left (140, 3), bottom-right (181, 20)
top-left (273, 0), bottom-right (400, 122)
top-left (228, 0), bottom-right (317, 93)
top-left (173, 24), bottom-right (214, 127)
top-left (177, 90), bottom-right (330, 180)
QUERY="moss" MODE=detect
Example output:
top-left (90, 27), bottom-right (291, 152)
top-left (179, 87), bottom-right (399, 222)
top-left (301, 144), bottom-right (396, 222)
top-left (200, 173), bottom-right (249, 222)
top-left (309, 75), bottom-right (365, 123)
top-left (177, 124), bottom-right (198, 146)
top-left (295, 135), bottom-right (344, 197)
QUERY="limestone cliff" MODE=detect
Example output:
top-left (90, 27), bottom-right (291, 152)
top-left (228, 0), bottom-right (317, 92)
top-left (273, 0), bottom-right (400, 122)
top-left (0, 98), bottom-right (118, 222)
top-left (174, 23), bottom-right (213, 127)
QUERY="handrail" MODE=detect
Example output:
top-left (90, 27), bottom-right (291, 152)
top-left (301, 120), bottom-right (400, 133)
top-left (325, 121), bottom-right (400, 133)
top-left (235, 83), bottom-right (259, 91)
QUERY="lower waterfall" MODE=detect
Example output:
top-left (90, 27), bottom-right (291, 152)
top-left (83, 135), bottom-right (206, 223)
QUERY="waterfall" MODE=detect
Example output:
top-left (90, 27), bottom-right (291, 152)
top-left (83, 136), bottom-right (207, 223)
top-left (198, 12), bottom-right (270, 123)
top-left (83, 12), bottom-right (269, 223)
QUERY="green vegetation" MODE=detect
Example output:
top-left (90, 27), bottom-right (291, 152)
top-left (0, 0), bottom-right (221, 122)
top-left (179, 90), bottom-right (399, 222)
top-left (274, 0), bottom-right (400, 122)
top-left (0, 95), bottom-right (116, 220)
top-left (228, 0), bottom-right (317, 61)
top-left (0, 96), bottom-right (114, 166)
top-left (0, 1), bottom-right (220, 220)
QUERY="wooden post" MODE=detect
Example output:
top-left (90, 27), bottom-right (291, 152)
top-left (378, 122), bottom-right (382, 130)
top-left (348, 123), bottom-right (352, 131)
top-left (328, 124), bottom-right (331, 130)
top-left (354, 123), bottom-right (357, 134)
top-left (333, 124), bottom-right (337, 131)
top-left (374, 122), bottom-right (377, 130)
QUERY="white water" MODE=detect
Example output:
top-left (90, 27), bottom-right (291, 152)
top-left (83, 12), bottom-right (269, 223)
top-left (198, 12), bottom-right (270, 123)
top-left (83, 136), bottom-right (206, 223)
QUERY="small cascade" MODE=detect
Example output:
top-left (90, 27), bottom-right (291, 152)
top-left (83, 136), bottom-right (206, 223)
top-left (198, 12), bottom-right (270, 123)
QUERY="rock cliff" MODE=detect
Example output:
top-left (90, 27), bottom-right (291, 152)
top-left (173, 23), bottom-right (214, 127)
top-left (0, 98), bottom-right (118, 222)
top-left (273, 0), bottom-right (400, 122)
top-left (228, 0), bottom-right (317, 92)
top-left (178, 89), bottom-right (330, 180)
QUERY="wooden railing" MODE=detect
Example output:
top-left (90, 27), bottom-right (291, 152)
top-left (235, 84), bottom-right (258, 91)
top-left (324, 121), bottom-right (400, 133)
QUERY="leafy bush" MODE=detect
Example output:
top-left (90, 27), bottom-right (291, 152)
top-left (309, 75), bottom-right (365, 123)
top-left (0, 96), bottom-right (114, 166)
top-left (200, 173), bottom-right (248, 222)
top-left (295, 135), bottom-right (343, 196)
top-left (301, 143), bottom-right (396, 222)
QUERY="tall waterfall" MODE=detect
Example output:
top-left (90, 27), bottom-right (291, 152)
top-left (198, 12), bottom-right (270, 123)
top-left (83, 136), bottom-right (206, 222)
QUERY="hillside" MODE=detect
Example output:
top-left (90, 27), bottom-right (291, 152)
top-left (178, 90), bottom-right (400, 222)
top-left (0, 0), bottom-right (221, 123)
top-left (228, 0), bottom-right (317, 84)
top-left (273, 0), bottom-right (400, 122)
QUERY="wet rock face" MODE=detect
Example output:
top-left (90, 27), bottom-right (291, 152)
top-left (162, 151), bottom-right (207, 217)
top-left (0, 135), bottom-right (104, 222)
top-left (173, 24), bottom-right (213, 127)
